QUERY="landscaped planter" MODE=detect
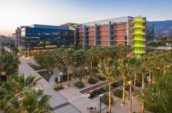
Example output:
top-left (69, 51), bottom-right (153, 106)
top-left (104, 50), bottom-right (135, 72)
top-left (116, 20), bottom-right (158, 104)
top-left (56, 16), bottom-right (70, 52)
top-left (28, 62), bottom-right (43, 70)
top-left (38, 71), bottom-right (52, 81)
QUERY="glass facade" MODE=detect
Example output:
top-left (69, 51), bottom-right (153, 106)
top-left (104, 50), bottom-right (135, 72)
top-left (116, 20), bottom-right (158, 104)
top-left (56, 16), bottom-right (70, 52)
top-left (16, 24), bottom-right (74, 55)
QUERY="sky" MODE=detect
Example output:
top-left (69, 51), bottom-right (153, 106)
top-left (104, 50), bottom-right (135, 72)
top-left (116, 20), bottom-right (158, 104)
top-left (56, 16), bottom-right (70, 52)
top-left (0, 0), bottom-right (172, 35)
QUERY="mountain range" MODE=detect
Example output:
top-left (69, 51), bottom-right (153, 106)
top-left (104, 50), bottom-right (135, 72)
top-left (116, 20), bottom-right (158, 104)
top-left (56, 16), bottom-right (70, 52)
top-left (147, 20), bottom-right (172, 37)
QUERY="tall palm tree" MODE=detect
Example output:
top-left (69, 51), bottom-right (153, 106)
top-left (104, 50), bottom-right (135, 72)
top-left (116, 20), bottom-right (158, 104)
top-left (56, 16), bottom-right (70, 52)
top-left (62, 48), bottom-right (75, 86)
top-left (98, 58), bottom-right (118, 113)
top-left (117, 59), bottom-right (128, 105)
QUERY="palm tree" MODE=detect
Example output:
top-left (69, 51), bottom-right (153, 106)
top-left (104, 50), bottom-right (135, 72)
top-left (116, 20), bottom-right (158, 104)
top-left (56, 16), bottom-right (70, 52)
top-left (98, 58), bottom-right (118, 113)
top-left (117, 59), bottom-right (128, 105)
top-left (86, 48), bottom-right (98, 76)
top-left (62, 48), bottom-right (75, 86)
top-left (22, 90), bottom-right (51, 113)
top-left (35, 52), bottom-right (55, 75)
top-left (0, 75), bottom-right (51, 113)
top-left (0, 51), bottom-right (20, 82)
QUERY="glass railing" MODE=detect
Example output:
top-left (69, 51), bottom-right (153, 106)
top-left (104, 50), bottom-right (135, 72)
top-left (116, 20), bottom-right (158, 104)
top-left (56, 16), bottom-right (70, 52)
top-left (134, 50), bottom-right (145, 54)
top-left (134, 17), bottom-right (143, 22)
top-left (134, 38), bottom-right (143, 41)
top-left (133, 25), bottom-right (144, 28)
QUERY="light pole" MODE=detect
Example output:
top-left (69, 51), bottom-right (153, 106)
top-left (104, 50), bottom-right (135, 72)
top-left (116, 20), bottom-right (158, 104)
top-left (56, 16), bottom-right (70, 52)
top-left (59, 72), bottom-right (63, 86)
top-left (85, 66), bottom-right (88, 80)
top-left (99, 94), bottom-right (104, 113)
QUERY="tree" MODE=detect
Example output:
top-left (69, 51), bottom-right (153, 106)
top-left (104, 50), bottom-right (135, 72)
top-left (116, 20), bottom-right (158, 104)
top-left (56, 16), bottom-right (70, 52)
top-left (0, 75), bottom-right (51, 113)
top-left (62, 48), bottom-right (75, 86)
top-left (144, 74), bottom-right (172, 113)
top-left (72, 67), bottom-right (86, 82)
top-left (86, 48), bottom-right (98, 72)
top-left (35, 52), bottom-right (55, 75)
top-left (98, 58), bottom-right (118, 113)
top-left (0, 51), bottom-right (20, 82)
top-left (117, 58), bottom-right (128, 105)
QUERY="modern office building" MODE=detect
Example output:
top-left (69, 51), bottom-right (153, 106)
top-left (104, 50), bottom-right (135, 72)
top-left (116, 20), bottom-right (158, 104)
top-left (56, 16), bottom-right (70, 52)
top-left (76, 16), bottom-right (146, 55)
top-left (16, 24), bottom-right (74, 55)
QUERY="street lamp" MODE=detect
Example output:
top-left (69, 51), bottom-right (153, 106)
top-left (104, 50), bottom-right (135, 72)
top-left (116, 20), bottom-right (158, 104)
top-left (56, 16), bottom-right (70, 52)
top-left (128, 80), bottom-right (132, 113)
top-left (99, 94), bottom-right (104, 113)
top-left (85, 66), bottom-right (88, 79)
top-left (59, 72), bottom-right (63, 86)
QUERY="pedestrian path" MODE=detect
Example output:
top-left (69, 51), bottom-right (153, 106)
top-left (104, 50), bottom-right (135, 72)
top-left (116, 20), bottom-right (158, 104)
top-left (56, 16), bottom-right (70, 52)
top-left (19, 57), bottom-right (80, 113)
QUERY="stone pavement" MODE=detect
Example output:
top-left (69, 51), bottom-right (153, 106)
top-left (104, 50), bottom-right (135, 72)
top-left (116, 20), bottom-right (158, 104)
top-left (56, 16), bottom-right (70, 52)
top-left (19, 57), bottom-right (80, 113)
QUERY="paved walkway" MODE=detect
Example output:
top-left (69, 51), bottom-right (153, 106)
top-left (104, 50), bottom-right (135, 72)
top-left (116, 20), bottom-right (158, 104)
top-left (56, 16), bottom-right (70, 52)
top-left (19, 57), bottom-right (80, 113)
top-left (59, 80), bottom-right (141, 113)
top-left (19, 56), bottom-right (142, 113)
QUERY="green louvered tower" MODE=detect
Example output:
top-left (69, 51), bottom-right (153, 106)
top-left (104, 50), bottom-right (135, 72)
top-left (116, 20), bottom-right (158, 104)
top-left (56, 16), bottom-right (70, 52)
top-left (133, 17), bottom-right (146, 57)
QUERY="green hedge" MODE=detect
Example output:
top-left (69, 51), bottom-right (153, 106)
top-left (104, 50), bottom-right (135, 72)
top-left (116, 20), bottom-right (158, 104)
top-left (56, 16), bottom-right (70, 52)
top-left (53, 83), bottom-right (64, 91)
top-left (88, 77), bottom-right (97, 84)
top-left (97, 76), bottom-right (106, 81)
top-left (75, 81), bottom-right (85, 89)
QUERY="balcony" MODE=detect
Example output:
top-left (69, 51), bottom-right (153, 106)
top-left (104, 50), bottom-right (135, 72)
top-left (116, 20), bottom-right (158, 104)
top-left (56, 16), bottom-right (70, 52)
top-left (134, 50), bottom-right (145, 54)
top-left (133, 44), bottom-right (146, 47)
top-left (133, 25), bottom-right (146, 29)
top-left (133, 18), bottom-right (146, 23)
top-left (134, 37), bottom-right (146, 41)
top-left (133, 32), bottom-right (145, 35)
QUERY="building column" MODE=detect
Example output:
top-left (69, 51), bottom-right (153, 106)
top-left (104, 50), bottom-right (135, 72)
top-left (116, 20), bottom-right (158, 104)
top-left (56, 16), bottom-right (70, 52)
top-left (108, 21), bottom-right (112, 46)
top-left (126, 18), bottom-right (130, 45)
top-left (83, 25), bottom-right (87, 48)
top-left (94, 24), bottom-right (98, 46)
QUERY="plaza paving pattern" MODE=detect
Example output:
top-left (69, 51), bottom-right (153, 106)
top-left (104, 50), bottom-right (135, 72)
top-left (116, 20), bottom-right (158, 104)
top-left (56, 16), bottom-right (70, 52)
top-left (19, 57), bottom-right (81, 113)
top-left (19, 56), bottom-right (141, 113)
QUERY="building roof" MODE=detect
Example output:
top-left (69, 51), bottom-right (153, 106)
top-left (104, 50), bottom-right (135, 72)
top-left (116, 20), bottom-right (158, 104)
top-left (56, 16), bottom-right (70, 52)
top-left (31, 24), bottom-right (69, 30)
top-left (82, 16), bottom-right (133, 26)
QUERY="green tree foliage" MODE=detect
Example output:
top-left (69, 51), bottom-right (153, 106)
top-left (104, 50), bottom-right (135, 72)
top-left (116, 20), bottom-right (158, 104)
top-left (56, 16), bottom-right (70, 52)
top-left (0, 75), bottom-right (51, 113)
top-left (0, 51), bottom-right (20, 81)
top-left (35, 52), bottom-right (55, 75)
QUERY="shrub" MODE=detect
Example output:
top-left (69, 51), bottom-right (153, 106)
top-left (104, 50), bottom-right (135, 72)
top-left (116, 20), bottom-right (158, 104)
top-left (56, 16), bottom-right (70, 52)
top-left (101, 94), bottom-right (114, 105)
top-left (97, 76), bottom-right (106, 81)
top-left (53, 83), bottom-right (63, 91)
top-left (75, 81), bottom-right (85, 89)
top-left (113, 89), bottom-right (123, 98)
top-left (88, 77), bottom-right (97, 84)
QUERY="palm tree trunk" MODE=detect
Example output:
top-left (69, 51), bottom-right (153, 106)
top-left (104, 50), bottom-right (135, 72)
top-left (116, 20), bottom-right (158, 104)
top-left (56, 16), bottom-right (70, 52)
top-left (141, 73), bottom-right (145, 113)
top-left (129, 80), bottom-right (133, 113)
top-left (122, 75), bottom-right (126, 105)
top-left (148, 70), bottom-right (151, 84)
top-left (91, 61), bottom-right (93, 76)
top-left (6, 75), bottom-right (9, 83)
top-left (108, 82), bottom-right (111, 113)
top-left (133, 72), bottom-right (137, 94)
